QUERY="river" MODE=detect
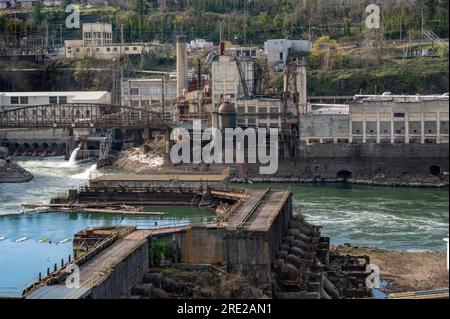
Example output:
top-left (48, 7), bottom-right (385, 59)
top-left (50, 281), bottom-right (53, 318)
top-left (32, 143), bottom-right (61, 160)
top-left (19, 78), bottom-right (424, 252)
top-left (0, 157), bottom-right (448, 296)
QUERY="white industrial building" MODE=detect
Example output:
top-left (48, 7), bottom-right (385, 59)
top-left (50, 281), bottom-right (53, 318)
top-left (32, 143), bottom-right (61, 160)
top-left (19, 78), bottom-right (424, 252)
top-left (0, 91), bottom-right (111, 111)
top-left (189, 39), bottom-right (214, 52)
top-left (264, 39), bottom-right (312, 69)
top-left (121, 78), bottom-right (177, 115)
top-left (211, 55), bottom-right (256, 108)
top-left (65, 23), bottom-right (146, 60)
top-left (350, 94), bottom-right (449, 145)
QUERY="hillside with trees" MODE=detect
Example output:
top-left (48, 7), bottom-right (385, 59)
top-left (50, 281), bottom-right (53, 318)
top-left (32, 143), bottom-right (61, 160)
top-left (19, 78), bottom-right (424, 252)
top-left (0, 0), bottom-right (448, 94)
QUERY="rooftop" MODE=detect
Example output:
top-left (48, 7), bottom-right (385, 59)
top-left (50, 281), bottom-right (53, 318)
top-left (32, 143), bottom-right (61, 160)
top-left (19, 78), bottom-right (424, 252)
top-left (0, 91), bottom-right (109, 100)
top-left (354, 94), bottom-right (449, 103)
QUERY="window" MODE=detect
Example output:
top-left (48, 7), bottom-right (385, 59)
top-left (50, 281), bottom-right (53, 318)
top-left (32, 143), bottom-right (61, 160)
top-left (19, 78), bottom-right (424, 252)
top-left (130, 88), bottom-right (139, 95)
top-left (59, 96), bottom-right (67, 104)
top-left (75, 48), bottom-right (80, 52)
top-left (279, 52), bottom-right (284, 61)
top-left (10, 97), bottom-right (19, 104)
top-left (140, 88), bottom-right (150, 95)
top-left (49, 96), bottom-right (58, 104)
top-left (258, 108), bottom-right (267, 120)
top-left (125, 47), bottom-right (129, 51)
top-left (20, 97), bottom-right (28, 104)
top-left (141, 100), bottom-right (150, 107)
top-left (394, 113), bottom-right (405, 118)
top-left (96, 48), bottom-right (100, 52)
top-left (113, 47), bottom-right (118, 52)
top-left (106, 48), bottom-right (110, 52)
top-left (133, 47), bottom-right (137, 51)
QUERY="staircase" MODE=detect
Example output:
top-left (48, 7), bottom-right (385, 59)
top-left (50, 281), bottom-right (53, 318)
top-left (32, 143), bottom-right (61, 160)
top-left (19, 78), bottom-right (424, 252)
top-left (422, 29), bottom-right (449, 50)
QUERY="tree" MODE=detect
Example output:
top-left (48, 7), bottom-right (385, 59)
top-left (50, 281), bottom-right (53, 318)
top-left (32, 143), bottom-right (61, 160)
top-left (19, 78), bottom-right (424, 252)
top-left (32, 0), bottom-right (44, 25)
top-left (311, 36), bottom-right (344, 70)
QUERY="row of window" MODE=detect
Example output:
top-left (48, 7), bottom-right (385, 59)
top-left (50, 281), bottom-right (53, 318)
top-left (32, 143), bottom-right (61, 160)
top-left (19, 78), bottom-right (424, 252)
top-left (128, 87), bottom-right (177, 96)
top-left (11, 109), bottom-right (92, 117)
top-left (10, 96), bottom-right (28, 105)
top-left (10, 96), bottom-right (68, 105)
top-left (68, 46), bottom-right (139, 54)
top-left (83, 32), bottom-right (112, 39)
top-left (236, 106), bottom-right (280, 114)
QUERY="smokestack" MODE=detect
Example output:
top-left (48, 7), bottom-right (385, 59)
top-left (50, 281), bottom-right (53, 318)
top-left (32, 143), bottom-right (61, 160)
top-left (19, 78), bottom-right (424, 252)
top-left (176, 35), bottom-right (187, 98)
top-left (297, 64), bottom-right (307, 104)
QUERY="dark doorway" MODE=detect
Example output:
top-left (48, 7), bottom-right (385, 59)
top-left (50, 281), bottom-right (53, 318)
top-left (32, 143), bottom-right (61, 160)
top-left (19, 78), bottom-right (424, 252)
top-left (337, 170), bottom-right (353, 180)
top-left (430, 165), bottom-right (441, 176)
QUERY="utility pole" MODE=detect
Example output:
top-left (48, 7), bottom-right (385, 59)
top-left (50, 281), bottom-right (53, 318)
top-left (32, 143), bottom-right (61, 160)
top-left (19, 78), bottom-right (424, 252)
top-left (161, 76), bottom-right (165, 118)
top-left (59, 24), bottom-right (63, 48)
top-left (243, 0), bottom-right (247, 46)
top-left (120, 24), bottom-right (124, 58)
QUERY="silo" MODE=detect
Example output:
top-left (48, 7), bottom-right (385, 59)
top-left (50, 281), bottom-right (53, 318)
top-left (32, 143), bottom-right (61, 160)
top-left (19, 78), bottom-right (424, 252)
top-left (176, 36), bottom-right (188, 98)
top-left (218, 101), bottom-right (236, 130)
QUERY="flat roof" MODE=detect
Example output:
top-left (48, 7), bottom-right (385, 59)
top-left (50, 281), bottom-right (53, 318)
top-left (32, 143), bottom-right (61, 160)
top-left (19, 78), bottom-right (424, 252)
top-left (354, 94), bottom-right (449, 102)
top-left (0, 91), bottom-right (109, 99)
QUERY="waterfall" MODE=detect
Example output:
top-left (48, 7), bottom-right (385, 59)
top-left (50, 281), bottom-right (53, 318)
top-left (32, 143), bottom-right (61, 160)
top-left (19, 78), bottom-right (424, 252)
top-left (71, 163), bottom-right (97, 180)
top-left (68, 144), bottom-right (81, 165)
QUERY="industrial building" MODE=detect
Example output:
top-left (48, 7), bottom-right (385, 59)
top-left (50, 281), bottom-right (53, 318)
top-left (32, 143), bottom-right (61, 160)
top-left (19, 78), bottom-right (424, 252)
top-left (121, 78), bottom-right (177, 116)
top-left (349, 94), bottom-right (449, 145)
top-left (299, 105), bottom-right (350, 145)
top-left (65, 23), bottom-right (146, 60)
top-left (264, 39), bottom-right (312, 69)
top-left (0, 91), bottom-right (111, 111)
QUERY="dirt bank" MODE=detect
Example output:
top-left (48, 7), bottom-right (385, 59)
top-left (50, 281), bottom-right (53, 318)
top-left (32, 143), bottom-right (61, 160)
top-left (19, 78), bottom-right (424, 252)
top-left (333, 245), bottom-right (449, 294)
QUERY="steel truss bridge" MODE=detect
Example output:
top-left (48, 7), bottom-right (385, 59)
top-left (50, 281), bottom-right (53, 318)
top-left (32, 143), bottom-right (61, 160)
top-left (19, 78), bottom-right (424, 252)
top-left (0, 104), bottom-right (171, 130)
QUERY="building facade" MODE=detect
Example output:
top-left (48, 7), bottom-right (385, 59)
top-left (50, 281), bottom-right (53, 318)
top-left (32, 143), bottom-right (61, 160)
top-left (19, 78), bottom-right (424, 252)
top-left (0, 91), bottom-right (111, 111)
top-left (121, 78), bottom-right (177, 116)
top-left (264, 39), bottom-right (312, 69)
top-left (211, 55), bottom-right (256, 108)
top-left (299, 106), bottom-right (350, 145)
top-left (65, 23), bottom-right (145, 60)
top-left (349, 95), bottom-right (449, 145)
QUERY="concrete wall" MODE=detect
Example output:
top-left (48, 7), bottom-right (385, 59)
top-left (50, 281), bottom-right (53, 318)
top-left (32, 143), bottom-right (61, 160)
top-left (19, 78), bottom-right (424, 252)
top-left (246, 143), bottom-right (449, 185)
top-left (212, 55), bottom-right (255, 107)
top-left (89, 240), bottom-right (149, 299)
top-left (300, 114), bottom-right (349, 143)
top-left (181, 227), bottom-right (226, 264)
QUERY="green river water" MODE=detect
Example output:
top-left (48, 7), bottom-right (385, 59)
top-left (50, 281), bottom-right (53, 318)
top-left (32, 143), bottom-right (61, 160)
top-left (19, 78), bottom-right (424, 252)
top-left (0, 157), bottom-right (448, 296)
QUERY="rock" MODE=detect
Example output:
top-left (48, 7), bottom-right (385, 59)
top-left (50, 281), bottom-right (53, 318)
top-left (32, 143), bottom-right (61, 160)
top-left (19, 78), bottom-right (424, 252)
top-left (162, 277), bottom-right (177, 293)
top-left (151, 288), bottom-right (169, 299)
top-left (143, 272), bottom-right (163, 287)
top-left (131, 283), bottom-right (154, 296)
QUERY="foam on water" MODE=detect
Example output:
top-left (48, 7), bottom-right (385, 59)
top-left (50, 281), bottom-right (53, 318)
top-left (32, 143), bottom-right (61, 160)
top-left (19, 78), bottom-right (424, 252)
top-left (0, 157), bottom-right (90, 216)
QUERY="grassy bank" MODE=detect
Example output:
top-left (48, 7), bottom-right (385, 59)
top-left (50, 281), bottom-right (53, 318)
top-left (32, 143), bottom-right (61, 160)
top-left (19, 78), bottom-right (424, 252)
top-left (308, 57), bottom-right (449, 96)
